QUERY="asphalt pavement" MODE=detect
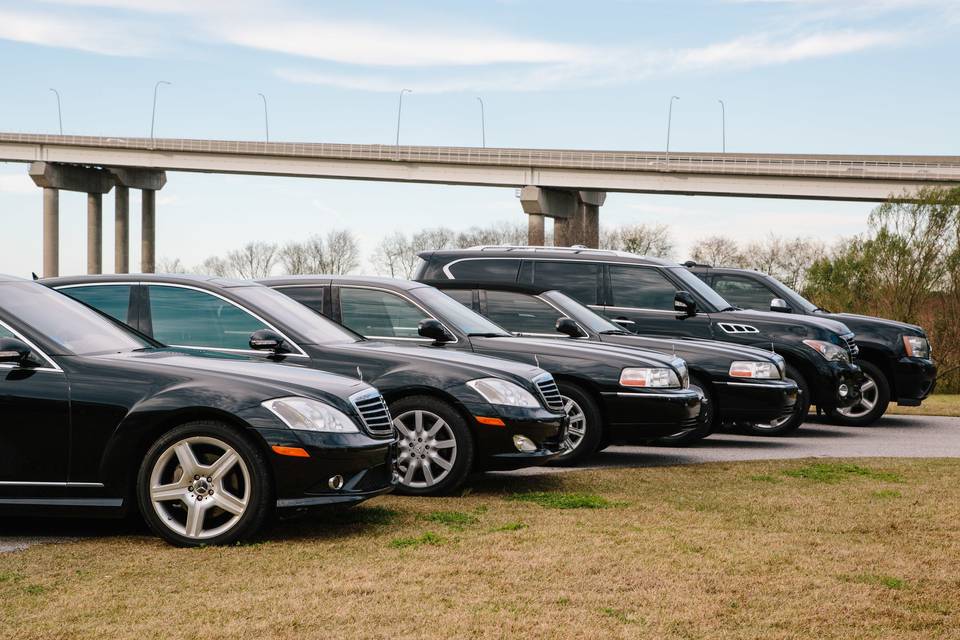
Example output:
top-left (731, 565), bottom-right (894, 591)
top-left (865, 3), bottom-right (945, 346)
top-left (2, 414), bottom-right (958, 552)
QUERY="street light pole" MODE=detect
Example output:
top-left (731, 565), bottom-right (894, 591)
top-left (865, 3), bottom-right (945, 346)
top-left (718, 99), bottom-right (726, 153)
top-left (150, 81), bottom-right (171, 142)
top-left (49, 88), bottom-right (62, 135)
top-left (395, 89), bottom-right (412, 151)
top-left (477, 96), bottom-right (486, 148)
top-left (666, 95), bottom-right (680, 154)
top-left (258, 93), bottom-right (270, 142)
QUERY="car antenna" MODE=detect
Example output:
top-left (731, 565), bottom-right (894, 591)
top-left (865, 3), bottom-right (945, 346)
top-left (672, 341), bottom-right (677, 357)
top-left (31, 272), bottom-right (39, 281)
top-left (356, 366), bottom-right (363, 382)
top-left (534, 354), bottom-right (540, 368)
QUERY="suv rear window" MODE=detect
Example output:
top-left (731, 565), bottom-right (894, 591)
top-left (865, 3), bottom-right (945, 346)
top-left (532, 261), bottom-right (601, 305)
top-left (447, 259), bottom-right (520, 282)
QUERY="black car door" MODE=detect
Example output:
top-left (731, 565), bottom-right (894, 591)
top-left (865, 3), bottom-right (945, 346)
top-left (0, 321), bottom-right (70, 486)
top-left (601, 264), bottom-right (713, 338)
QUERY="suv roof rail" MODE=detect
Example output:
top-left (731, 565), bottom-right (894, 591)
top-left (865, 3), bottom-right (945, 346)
top-left (469, 245), bottom-right (623, 256)
top-left (682, 260), bottom-right (712, 268)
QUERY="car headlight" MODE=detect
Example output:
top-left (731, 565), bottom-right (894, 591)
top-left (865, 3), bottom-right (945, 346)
top-left (803, 339), bottom-right (849, 363)
top-left (729, 361), bottom-right (781, 379)
top-left (262, 397), bottom-right (360, 433)
top-left (466, 378), bottom-right (541, 408)
top-left (620, 367), bottom-right (681, 388)
top-left (903, 335), bottom-right (931, 359)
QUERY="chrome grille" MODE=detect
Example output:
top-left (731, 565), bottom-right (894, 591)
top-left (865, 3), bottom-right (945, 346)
top-left (534, 374), bottom-right (564, 412)
top-left (840, 333), bottom-right (859, 359)
top-left (349, 389), bottom-right (394, 437)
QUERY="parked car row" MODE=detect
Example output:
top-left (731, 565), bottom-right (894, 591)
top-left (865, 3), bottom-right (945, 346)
top-left (0, 245), bottom-right (936, 547)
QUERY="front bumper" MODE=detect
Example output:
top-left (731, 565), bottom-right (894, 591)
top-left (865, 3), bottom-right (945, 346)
top-left (714, 379), bottom-right (799, 422)
top-left (811, 361), bottom-right (864, 410)
top-left (599, 388), bottom-right (702, 441)
top-left (463, 403), bottom-right (567, 471)
top-left (894, 357), bottom-right (937, 406)
top-left (255, 427), bottom-right (397, 513)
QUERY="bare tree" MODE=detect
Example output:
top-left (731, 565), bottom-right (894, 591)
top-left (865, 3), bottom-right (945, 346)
top-left (324, 229), bottom-right (361, 275)
top-left (455, 222), bottom-right (527, 248)
top-left (157, 257), bottom-right (187, 274)
top-left (690, 235), bottom-right (747, 267)
top-left (226, 242), bottom-right (278, 279)
top-left (195, 255), bottom-right (234, 277)
top-left (601, 224), bottom-right (674, 257)
top-left (279, 230), bottom-right (360, 275)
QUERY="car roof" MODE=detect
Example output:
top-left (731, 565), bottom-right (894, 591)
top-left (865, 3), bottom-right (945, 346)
top-left (419, 246), bottom-right (675, 266)
top-left (261, 275), bottom-right (428, 291)
top-left (0, 274), bottom-right (27, 283)
top-left (40, 273), bottom-right (257, 289)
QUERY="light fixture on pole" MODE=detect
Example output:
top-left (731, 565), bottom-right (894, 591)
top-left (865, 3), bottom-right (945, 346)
top-left (477, 96), bottom-right (486, 148)
top-left (150, 81), bottom-right (172, 142)
top-left (49, 88), bottom-right (63, 135)
top-left (395, 88), bottom-right (412, 151)
top-left (666, 95), bottom-right (680, 154)
top-left (258, 93), bottom-right (270, 142)
top-left (718, 99), bottom-right (726, 153)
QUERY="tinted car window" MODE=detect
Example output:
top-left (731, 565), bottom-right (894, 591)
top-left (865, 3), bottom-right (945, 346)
top-left (148, 286), bottom-right (268, 350)
top-left (61, 285), bottom-right (132, 323)
top-left (276, 286), bottom-right (325, 314)
top-left (608, 265), bottom-right (677, 310)
top-left (485, 291), bottom-right (563, 335)
top-left (0, 323), bottom-right (15, 339)
top-left (712, 275), bottom-right (776, 310)
top-left (447, 259), bottom-right (520, 282)
top-left (532, 262), bottom-right (600, 305)
top-left (340, 288), bottom-right (426, 339)
top-left (442, 288), bottom-right (474, 307)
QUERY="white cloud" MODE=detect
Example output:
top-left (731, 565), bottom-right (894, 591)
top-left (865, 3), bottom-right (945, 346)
top-left (0, 8), bottom-right (163, 56)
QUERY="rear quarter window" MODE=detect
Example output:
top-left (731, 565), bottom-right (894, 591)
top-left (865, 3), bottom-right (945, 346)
top-left (446, 259), bottom-right (520, 283)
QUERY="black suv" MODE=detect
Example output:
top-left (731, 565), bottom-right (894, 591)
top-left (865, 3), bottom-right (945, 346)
top-left (685, 264), bottom-right (938, 426)
top-left (416, 247), bottom-right (865, 434)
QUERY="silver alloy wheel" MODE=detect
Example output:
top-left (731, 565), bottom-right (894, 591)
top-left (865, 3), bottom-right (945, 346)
top-left (835, 372), bottom-right (879, 419)
top-left (750, 413), bottom-right (793, 431)
top-left (394, 410), bottom-right (457, 489)
top-left (560, 395), bottom-right (587, 453)
top-left (149, 436), bottom-right (250, 540)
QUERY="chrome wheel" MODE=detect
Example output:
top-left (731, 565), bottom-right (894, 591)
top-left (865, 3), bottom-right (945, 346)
top-left (149, 436), bottom-right (250, 541)
top-left (750, 413), bottom-right (793, 432)
top-left (394, 410), bottom-right (457, 489)
top-left (835, 373), bottom-right (878, 419)
top-left (561, 395), bottom-right (587, 453)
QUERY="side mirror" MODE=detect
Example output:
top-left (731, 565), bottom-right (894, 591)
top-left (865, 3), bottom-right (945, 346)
top-left (556, 317), bottom-right (587, 338)
top-left (0, 337), bottom-right (32, 366)
top-left (770, 298), bottom-right (792, 313)
top-left (418, 319), bottom-right (454, 344)
top-left (249, 329), bottom-right (289, 354)
top-left (674, 291), bottom-right (697, 317)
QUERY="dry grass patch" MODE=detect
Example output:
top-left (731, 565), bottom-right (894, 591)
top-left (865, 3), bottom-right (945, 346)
top-left (3, 458), bottom-right (960, 640)
top-left (888, 394), bottom-right (960, 417)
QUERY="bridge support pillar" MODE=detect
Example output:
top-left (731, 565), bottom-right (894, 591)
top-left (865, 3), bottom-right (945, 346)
top-left (42, 188), bottom-right (59, 278)
top-left (521, 186), bottom-right (604, 248)
top-left (114, 186), bottom-right (129, 274)
top-left (87, 193), bottom-right (103, 274)
top-left (109, 168), bottom-right (166, 274)
top-left (141, 190), bottom-right (156, 273)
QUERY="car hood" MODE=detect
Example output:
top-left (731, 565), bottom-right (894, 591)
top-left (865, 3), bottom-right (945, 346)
top-left (321, 339), bottom-right (548, 385)
top-left (817, 312), bottom-right (925, 336)
top-left (473, 335), bottom-right (682, 368)
top-left (90, 348), bottom-right (370, 399)
top-left (603, 334), bottom-right (781, 364)
top-left (715, 309), bottom-right (853, 338)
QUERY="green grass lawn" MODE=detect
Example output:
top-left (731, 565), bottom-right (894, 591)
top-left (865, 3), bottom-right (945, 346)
top-left (3, 458), bottom-right (960, 639)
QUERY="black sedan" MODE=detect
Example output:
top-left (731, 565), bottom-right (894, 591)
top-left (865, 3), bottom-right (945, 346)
top-left (0, 276), bottom-right (395, 547)
top-left (45, 275), bottom-right (567, 496)
top-left (260, 276), bottom-right (703, 465)
top-left (425, 281), bottom-right (800, 442)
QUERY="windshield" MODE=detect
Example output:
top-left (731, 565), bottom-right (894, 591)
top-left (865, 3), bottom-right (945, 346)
top-left (230, 286), bottom-right (363, 345)
top-left (541, 291), bottom-right (624, 333)
top-left (668, 267), bottom-right (733, 312)
top-left (1, 282), bottom-right (151, 355)
top-left (763, 275), bottom-right (821, 314)
top-left (412, 287), bottom-right (511, 336)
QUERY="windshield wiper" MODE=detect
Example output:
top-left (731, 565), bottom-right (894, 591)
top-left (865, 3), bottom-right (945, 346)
top-left (468, 332), bottom-right (511, 338)
top-left (720, 306), bottom-right (741, 312)
top-left (599, 329), bottom-right (630, 335)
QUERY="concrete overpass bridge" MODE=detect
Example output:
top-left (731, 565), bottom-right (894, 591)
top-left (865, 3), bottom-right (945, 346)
top-left (2, 132), bottom-right (958, 276)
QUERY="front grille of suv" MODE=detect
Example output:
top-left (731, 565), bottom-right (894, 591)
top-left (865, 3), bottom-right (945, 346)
top-left (534, 373), bottom-right (565, 412)
top-left (349, 389), bottom-right (395, 437)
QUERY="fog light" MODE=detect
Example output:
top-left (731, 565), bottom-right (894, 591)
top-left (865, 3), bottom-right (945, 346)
top-left (513, 435), bottom-right (538, 453)
top-left (328, 475), bottom-right (344, 490)
top-left (838, 384), bottom-right (849, 398)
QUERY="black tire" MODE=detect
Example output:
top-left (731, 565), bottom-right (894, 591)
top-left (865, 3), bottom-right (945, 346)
top-left (137, 421), bottom-right (272, 547)
top-left (389, 395), bottom-right (474, 496)
top-left (825, 360), bottom-right (891, 427)
top-left (652, 375), bottom-right (714, 446)
top-left (550, 381), bottom-right (604, 466)
top-left (739, 363), bottom-right (810, 436)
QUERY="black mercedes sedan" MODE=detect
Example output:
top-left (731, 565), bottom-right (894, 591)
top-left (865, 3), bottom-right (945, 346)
top-left (424, 281), bottom-right (801, 442)
top-left (45, 275), bottom-right (567, 496)
top-left (0, 276), bottom-right (395, 547)
top-left (260, 276), bottom-right (703, 465)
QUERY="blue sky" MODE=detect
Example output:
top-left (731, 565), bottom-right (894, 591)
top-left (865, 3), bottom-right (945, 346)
top-left (0, 0), bottom-right (957, 276)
